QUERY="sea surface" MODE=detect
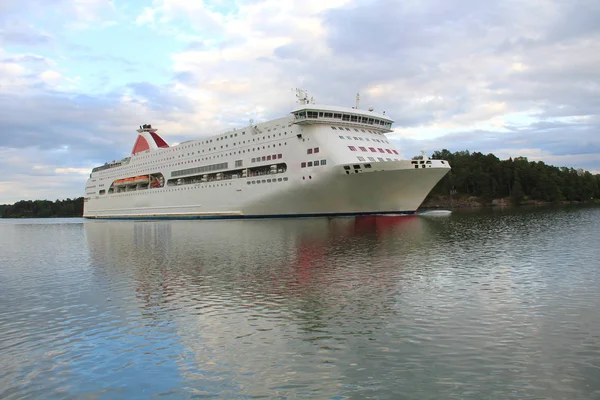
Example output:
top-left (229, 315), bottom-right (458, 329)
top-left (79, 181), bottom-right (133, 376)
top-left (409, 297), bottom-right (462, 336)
top-left (1, 206), bottom-right (600, 399)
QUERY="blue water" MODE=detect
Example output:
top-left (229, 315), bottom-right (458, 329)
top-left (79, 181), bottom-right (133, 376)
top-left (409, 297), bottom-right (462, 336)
top-left (1, 206), bottom-right (599, 399)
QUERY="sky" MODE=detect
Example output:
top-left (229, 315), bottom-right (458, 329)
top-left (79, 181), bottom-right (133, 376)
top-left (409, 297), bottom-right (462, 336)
top-left (1, 0), bottom-right (599, 203)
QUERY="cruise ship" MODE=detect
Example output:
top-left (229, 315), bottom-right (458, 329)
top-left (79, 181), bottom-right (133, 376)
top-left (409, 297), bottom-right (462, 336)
top-left (83, 91), bottom-right (450, 219)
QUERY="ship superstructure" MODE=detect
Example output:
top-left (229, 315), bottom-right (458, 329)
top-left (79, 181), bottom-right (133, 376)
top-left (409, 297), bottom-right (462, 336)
top-left (83, 91), bottom-right (450, 219)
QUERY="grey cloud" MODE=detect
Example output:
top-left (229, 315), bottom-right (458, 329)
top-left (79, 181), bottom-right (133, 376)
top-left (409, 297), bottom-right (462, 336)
top-left (0, 93), bottom-right (123, 156)
top-left (324, 0), bottom-right (508, 60)
top-left (173, 71), bottom-right (198, 86)
top-left (0, 80), bottom-right (197, 160)
top-left (185, 41), bottom-right (206, 51)
top-left (394, 119), bottom-right (600, 164)
top-left (544, 0), bottom-right (600, 43)
top-left (1, 54), bottom-right (53, 65)
top-left (0, 20), bottom-right (52, 46)
top-left (273, 43), bottom-right (300, 60)
top-left (495, 36), bottom-right (540, 53)
top-left (126, 82), bottom-right (196, 113)
top-left (502, 121), bottom-right (600, 156)
top-left (314, 0), bottom-right (600, 127)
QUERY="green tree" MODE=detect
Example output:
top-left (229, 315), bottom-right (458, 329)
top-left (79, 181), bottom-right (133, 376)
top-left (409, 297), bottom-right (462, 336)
top-left (0, 197), bottom-right (84, 218)
top-left (511, 175), bottom-right (524, 205)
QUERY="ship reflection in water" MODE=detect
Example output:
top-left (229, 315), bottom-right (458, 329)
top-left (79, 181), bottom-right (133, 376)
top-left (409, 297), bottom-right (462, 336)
top-left (81, 215), bottom-right (439, 398)
top-left (79, 208), bottom-right (600, 399)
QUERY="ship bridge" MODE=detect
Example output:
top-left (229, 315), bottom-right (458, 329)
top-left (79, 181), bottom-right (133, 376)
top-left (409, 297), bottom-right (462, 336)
top-left (291, 105), bottom-right (394, 133)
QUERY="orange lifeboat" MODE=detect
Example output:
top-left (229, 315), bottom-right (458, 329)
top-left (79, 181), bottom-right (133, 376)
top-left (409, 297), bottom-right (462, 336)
top-left (124, 177), bottom-right (136, 185)
top-left (114, 179), bottom-right (125, 186)
top-left (134, 175), bottom-right (149, 185)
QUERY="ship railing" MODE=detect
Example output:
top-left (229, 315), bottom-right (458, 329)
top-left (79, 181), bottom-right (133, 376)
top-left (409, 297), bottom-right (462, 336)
top-left (293, 116), bottom-right (393, 132)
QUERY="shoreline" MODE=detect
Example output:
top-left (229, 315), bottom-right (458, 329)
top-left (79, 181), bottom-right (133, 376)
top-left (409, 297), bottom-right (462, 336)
top-left (420, 195), bottom-right (600, 210)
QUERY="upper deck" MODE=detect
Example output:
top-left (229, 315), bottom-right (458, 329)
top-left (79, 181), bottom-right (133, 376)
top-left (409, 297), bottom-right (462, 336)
top-left (91, 158), bottom-right (130, 173)
top-left (291, 104), bottom-right (393, 132)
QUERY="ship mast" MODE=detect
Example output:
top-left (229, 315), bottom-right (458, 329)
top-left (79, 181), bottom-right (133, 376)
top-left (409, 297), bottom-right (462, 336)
top-left (295, 88), bottom-right (309, 105)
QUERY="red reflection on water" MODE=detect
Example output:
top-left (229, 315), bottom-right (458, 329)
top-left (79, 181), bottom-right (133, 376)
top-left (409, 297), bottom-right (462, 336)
top-left (352, 214), bottom-right (421, 237)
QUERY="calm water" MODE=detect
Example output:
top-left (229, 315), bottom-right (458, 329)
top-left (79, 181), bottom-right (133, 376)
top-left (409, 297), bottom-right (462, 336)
top-left (1, 207), bottom-right (600, 399)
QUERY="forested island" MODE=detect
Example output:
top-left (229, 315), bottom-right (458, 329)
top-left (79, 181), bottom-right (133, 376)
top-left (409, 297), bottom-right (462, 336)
top-left (0, 198), bottom-right (84, 218)
top-left (424, 150), bottom-right (600, 207)
top-left (1, 150), bottom-right (599, 217)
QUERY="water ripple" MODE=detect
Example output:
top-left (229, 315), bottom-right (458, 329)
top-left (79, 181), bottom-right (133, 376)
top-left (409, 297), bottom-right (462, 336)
top-left (1, 209), bottom-right (599, 399)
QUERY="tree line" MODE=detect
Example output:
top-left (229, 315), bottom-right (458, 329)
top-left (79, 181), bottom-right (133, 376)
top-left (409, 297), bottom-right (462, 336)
top-left (0, 198), bottom-right (84, 218)
top-left (428, 150), bottom-right (600, 204)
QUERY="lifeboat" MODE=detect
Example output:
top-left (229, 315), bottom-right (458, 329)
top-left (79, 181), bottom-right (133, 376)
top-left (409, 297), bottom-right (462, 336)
top-left (114, 179), bottom-right (125, 187)
top-left (134, 175), bottom-right (149, 185)
top-left (124, 177), bottom-right (136, 185)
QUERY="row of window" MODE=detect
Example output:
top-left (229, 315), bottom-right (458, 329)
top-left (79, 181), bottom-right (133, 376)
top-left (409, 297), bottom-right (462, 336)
top-left (174, 129), bottom-right (291, 150)
top-left (103, 182), bottom-right (236, 195)
top-left (252, 154), bottom-right (283, 162)
top-left (338, 133), bottom-right (388, 144)
top-left (164, 142), bottom-right (289, 161)
top-left (348, 146), bottom-right (399, 155)
top-left (294, 110), bottom-right (392, 129)
top-left (356, 156), bottom-right (395, 162)
top-left (332, 126), bottom-right (382, 135)
top-left (307, 147), bottom-right (320, 154)
top-left (172, 162), bottom-right (228, 178)
top-left (98, 145), bottom-right (288, 179)
top-left (208, 123), bottom-right (291, 143)
top-left (167, 164), bottom-right (287, 186)
top-left (246, 177), bottom-right (289, 185)
top-left (185, 133), bottom-right (289, 152)
top-left (102, 137), bottom-right (288, 172)
top-left (96, 134), bottom-right (292, 176)
top-left (301, 160), bottom-right (327, 168)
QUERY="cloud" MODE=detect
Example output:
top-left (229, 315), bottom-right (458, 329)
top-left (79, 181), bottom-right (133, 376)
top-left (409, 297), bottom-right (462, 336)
top-left (0, 147), bottom-right (94, 203)
top-left (54, 167), bottom-right (90, 175)
top-left (0, 20), bottom-right (52, 46)
top-left (1, 53), bottom-right (56, 66)
top-left (1, 0), bottom-right (600, 203)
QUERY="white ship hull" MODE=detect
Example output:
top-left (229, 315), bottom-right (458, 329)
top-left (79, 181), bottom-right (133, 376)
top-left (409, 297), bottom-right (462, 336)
top-left (83, 100), bottom-right (450, 219)
top-left (84, 161), bottom-right (449, 219)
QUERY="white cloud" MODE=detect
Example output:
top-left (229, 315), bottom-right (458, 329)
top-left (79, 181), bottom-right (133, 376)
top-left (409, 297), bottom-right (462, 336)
top-left (68, 0), bottom-right (118, 29)
top-left (39, 70), bottom-right (62, 84)
top-left (1, 0), bottom-right (600, 203)
top-left (135, 7), bottom-right (157, 25)
top-left (54, 167), bottom-right (91, 175)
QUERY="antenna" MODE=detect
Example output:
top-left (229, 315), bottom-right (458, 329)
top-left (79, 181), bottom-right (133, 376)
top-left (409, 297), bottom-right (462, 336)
top-left (356, 93), bottom-right (360, 109)
top-left (295, 88), bottom-right (309, 105)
